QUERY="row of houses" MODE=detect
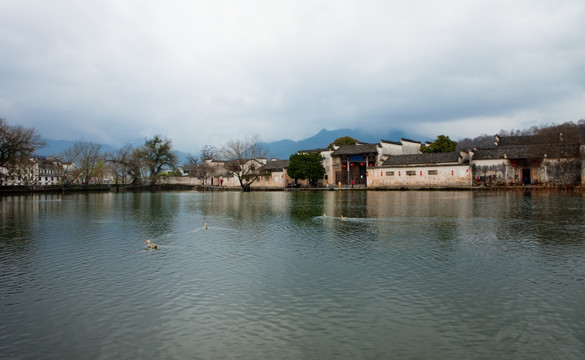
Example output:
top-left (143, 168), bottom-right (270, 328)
top-left (0, 156), bottom-right (114, 187)
top-left (4, 134), bottom-right (583, 190)
top-left (177, 135), bottom-right (585, 189)
top-left (0, 157), bottom-right (70, 186)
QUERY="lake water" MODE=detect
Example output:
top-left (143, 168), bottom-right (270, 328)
top-left (1, 190), bottom-right (584, 359)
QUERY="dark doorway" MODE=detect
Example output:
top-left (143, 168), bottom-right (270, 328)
top-left (522, 168), bottom-right (531, 185)
top-left (335, 163), bottom-right (368, 185)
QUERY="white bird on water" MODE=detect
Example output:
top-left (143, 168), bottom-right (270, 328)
top-left (144, 240), bottom-right (158, 250)
top-left (204, 223), bottom-right (208, 230)
top-left (341, 215), bottom-right (347, 221)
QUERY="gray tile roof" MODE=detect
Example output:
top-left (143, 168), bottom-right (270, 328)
top-left (400, 138), bottom-right (421, 144)
top-left (380, 139), bottom-right (401, 145)
top-left (472, 147), bottom-right (530, 160)
top-left (382, 152), bottom-right (462, 166)
top-left (298, 148), bottom-right (328, 154)
top-left (473, 144), bottom-right (580, 160)
top-left (331, 143), bottom-right (379, 156)
top-left (261, 160), bottom-right (289, 171)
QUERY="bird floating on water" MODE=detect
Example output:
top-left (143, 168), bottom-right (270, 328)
top-left (144, 240), bottom-right (158, 250)
top-left (204, 223), bottom-right (208, 230)
top-left (341, 215), bottom-right (347, 221)
top-left (323, 213), bottom-right (326, 218)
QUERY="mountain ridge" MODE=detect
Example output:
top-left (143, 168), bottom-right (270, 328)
top-left (34, 128), bottom-right (426, 163)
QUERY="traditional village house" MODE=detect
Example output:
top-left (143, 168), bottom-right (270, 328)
top-left (330, 143), bottom-right (378, 186)
top-left (195, 159), bottom-right (231, 186)
top-left (471, 135), bottom-right (582, 186)
top-left (202, 159), bottom-right (232, 186)
top-left (198, 159), bottom-right (223, 185)
top-left (168, 158), bottom-right (289, 188)
top-left (368, 152), bottom-right (472, 189)
top-left (230, 158), bottom-right (267, 188)
top-left (379, 139), bottom-right (423, 158)
top-left (253, 159), bottom-right (291, 188)
top-left (16, 158), bottom-right (37, 186)
top-left (324, 139), bottom-right (422, 186)
top-left (36, 157), bottom-right (64, 186)
top-left (0, 156), bottom-right (66, 186)
top-left (200, 158), bottom-right (268, 188)
top-left (0, 158), bottom-right (37, 186)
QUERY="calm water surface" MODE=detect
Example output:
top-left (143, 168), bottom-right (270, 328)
top-left (1, 191), bottom-right (584, 359)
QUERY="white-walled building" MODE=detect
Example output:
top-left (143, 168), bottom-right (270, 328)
top-left (471, 144), bottom-right (582, 185)
top-left (0, 157), bottom-right (66, 186)
top-left (368, 152), bottom-right (472, 189)
top-left (300, 138), bottom-right (424, 187)
top-left (255, 159), bottom-right (291, 188)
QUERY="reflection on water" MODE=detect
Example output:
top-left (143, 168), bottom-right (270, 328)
top-left (1, 191), bottom-right (584, 359)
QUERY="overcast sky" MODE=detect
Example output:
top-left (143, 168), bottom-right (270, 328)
top-left (1, 0), bottom-right (584, 153)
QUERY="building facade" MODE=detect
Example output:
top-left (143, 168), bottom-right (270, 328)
top-left (299, 139), bottom-right (424, 187)
top-left (471, 136), bottom-right (582, 186)
top-left (368, 152), bottom-right (472, 189)
top-left (0, 157), bottom-right (66, 186)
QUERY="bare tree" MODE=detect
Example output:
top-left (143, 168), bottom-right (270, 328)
top-left (0, 118), bottom-right (44, 184)
top-left (200, 145), bottom-right (217, 162)
top-left (185, 153), bottom-right (198, 165)
top-left (192, 145), bottom-right (218, 183)
top-left (456, 134), bottom-right (497, 151)
top-left (6, 158), bottom-right (38, 186)
top-left (220, 135), bottom-right (267, 191)
top-left (107, 146), bottom-right (129, 188)
top-left (62, 140), bottom-right (103, 187)
top-left (107, 144), bottom-right (146, 189)
top-left (140, 135), bottom-right (177, 186)
top-left (129, 147), bottom-right (147, 185)
top-left (535, 122), bottom-right (584, 146)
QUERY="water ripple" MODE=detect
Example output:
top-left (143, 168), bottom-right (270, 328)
top-left (1, 191), bottom-right (585, 359)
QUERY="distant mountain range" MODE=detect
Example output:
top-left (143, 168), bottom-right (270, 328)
top-left (34, 128), bottom-right (426, 163)
top-left (34, 138), bottom-right (118, 158)
top-left (34, 138), bottom-right (192, 165)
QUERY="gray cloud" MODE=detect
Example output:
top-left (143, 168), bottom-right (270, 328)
top-left (1, 0), bottom-right (584, 153)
